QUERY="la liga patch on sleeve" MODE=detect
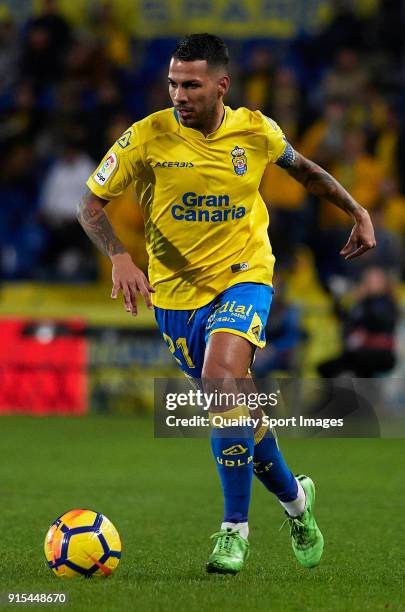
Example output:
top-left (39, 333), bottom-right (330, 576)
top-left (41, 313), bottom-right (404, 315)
top-left (93, 152), bottom-right (117, 185)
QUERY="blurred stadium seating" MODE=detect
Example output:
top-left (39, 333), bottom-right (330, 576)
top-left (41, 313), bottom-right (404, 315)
top-left (0, 0), bottom-right (404, 413)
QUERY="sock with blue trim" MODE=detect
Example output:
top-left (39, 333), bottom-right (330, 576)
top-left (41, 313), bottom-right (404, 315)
top-left (253, 431), bottom-right (305, 514)
top-left (210, 423), bottom-right (254, 525)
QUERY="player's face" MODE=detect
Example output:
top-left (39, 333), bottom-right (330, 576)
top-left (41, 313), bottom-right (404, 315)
top-left (168, 59), bottom-right (229, 131)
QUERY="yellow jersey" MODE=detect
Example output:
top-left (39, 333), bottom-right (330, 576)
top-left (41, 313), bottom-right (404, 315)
top-left (86, 106), bottom-right (287, 309)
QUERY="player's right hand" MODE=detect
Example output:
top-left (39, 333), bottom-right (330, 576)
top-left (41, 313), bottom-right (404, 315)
top-left (110, 252), bottom-right (155, 315)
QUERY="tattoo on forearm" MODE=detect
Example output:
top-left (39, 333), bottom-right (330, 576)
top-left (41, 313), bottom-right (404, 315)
top-left (286, 150), bottom-right (363, 217)
top-left (77, 194), bottom-right (125, 258)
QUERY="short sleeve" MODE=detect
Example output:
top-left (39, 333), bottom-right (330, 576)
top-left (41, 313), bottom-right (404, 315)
top-left (86, 125), bottom-right (144, 200)
top-left (261, 114), bottom-right (288, 164)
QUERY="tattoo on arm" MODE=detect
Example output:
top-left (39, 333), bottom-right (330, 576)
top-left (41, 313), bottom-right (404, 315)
top-left (275, 141), bottom-right (296, 168)
top-left (278, 146), bottom-right (365, 218)
top-left (77, 189), bottom-right (126, 258)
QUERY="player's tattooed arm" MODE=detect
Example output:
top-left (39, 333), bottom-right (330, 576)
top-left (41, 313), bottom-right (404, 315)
top-left (277, 145), bottom-right (362, 216)
top-left (276, 143), bottom-right (376, 259)
top-left (77, 188), bottom-right (125, 258)
top-left (77, 188), bottom-right (154, 313)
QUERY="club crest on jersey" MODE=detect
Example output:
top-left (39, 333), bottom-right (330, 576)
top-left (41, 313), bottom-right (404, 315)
top-left (231, 146), bottom-right (247, 176)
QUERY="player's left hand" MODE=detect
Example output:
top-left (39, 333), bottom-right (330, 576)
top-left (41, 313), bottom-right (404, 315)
top-left (340, 210), bottom-right (376, 260)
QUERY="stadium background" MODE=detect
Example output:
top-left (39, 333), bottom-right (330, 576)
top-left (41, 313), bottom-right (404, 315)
top-left (0, 0), bottom-right (404, 413)
top-left (0, 2), bottom-right (404, 610)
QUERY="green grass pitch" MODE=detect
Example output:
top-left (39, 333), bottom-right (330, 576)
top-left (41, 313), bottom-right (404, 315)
top-left (0, 416), bottom-right (403, 612)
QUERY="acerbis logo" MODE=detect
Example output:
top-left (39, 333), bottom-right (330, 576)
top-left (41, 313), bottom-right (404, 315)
top-left (223, 444), bottom-right (248, 456)
top-left (251, 325), bottom-right (261, 341)
top-left (154, 161), bottom-right (194, 168)
top-left (117, 129), bottom-right (132, 149)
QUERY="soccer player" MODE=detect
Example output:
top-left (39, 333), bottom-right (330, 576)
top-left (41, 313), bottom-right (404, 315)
top-left (78, 34), bottom-right (376, 575)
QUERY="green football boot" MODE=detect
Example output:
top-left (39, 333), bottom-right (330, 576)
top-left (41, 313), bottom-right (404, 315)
top-left (282, 475), bottom-right (324, 568)
top-left (206, 529), bottom-right (250, 575)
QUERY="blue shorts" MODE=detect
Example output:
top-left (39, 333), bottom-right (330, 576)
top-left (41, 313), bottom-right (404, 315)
top-left (154, 282), bottom-right (273, 377)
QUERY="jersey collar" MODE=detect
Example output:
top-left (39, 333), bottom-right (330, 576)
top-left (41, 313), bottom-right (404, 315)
top-left (174, 105), bottom-right (228, 140)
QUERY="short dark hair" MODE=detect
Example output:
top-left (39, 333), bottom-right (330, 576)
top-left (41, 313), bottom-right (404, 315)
top-left (172, 33), bottom-right (229, 71)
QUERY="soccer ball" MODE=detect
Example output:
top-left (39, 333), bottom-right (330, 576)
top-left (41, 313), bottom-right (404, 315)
top-left (44, 509), bottom-right (122, 577)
